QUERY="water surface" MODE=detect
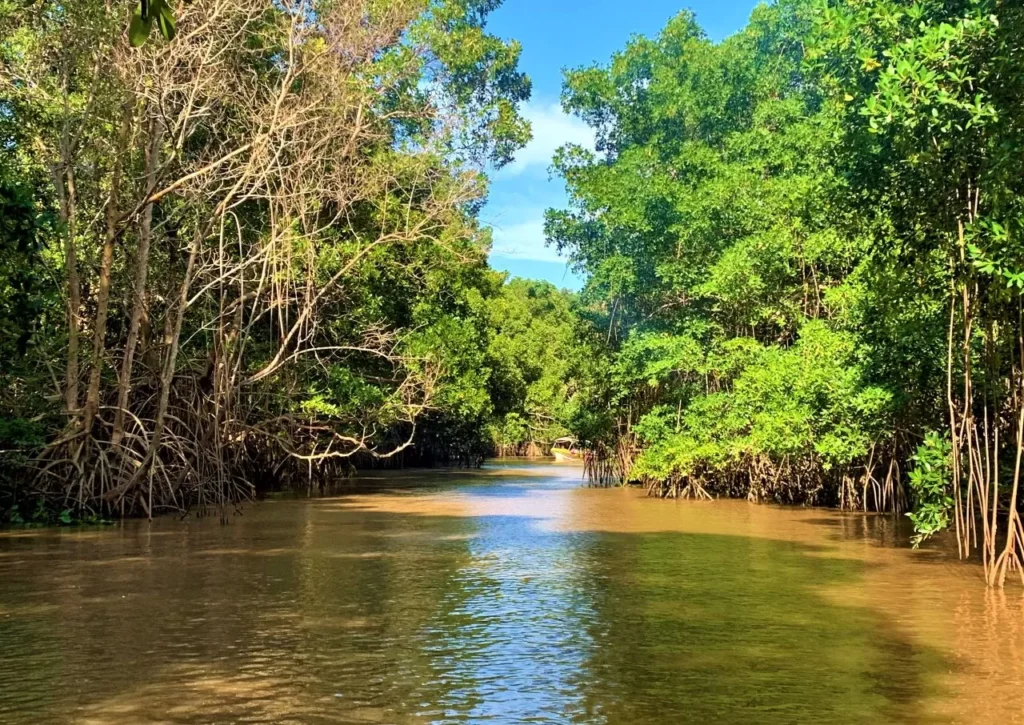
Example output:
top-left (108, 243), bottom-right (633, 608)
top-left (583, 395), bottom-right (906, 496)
top-left (1, 461), bottom-right (1023, 724)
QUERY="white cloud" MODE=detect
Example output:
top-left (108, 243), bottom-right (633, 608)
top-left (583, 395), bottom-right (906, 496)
top-left (480, 100), bottom-right (592, 264)
top-left (503, 101), bottom-right (595, 176)
top-left (489, 214), bottom-right (564, 263)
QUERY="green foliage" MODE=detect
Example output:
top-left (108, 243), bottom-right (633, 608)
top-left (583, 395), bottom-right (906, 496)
top-left (541, 0), bottom-right (1024, 531)
top-left (0, 170), bottom-right (53, 358)
top-left (906, 432), bottom-right (952, 547)
top-left (0, 417), bottom-right (46, 524)
top-left (0, 0), bottom-right (538, 507)
top-left (546, 0), bottom-right (899, 502)
top-left (806, 0), bottom-right (1024, 538)
top-left (405, 0), bottom-right (532, 167)
top-left (630, 323), bottom-right (892, 490)
top-left (483, 278), bottom-right (585, 453)
top-left (129, 0), bottom-right (176, 47)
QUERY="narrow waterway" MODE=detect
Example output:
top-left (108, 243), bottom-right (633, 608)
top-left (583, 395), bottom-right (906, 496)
top-left (1, 461), bottom-right (1023, 724)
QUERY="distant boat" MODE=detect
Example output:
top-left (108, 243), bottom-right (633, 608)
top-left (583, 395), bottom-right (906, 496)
top-left (551, 436), bottom-right (582, 462)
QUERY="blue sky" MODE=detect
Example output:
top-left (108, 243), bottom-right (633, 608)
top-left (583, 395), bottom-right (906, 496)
top-left (482, 0), bottom-right (762, 290)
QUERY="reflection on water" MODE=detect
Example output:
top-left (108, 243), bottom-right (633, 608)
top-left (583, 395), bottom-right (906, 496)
top-left (1, 461), bottom-right (1023, 724)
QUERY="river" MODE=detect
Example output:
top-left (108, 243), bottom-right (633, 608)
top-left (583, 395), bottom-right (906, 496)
top-left (1, 461), bottom-right (1023, 724)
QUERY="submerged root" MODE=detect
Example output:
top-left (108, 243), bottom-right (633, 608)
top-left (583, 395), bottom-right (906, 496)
top-left (583, 447), bottom-right (620, 487)
top-left (34, 380), bottom-right (254, 519)
top-left (645, 475), bottom-right (712, 501)
top-left (678, 479), bottom-right (713, 500)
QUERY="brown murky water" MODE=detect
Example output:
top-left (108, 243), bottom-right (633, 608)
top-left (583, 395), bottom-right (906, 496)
top-left (1, 460), bottom-right (1023, 724)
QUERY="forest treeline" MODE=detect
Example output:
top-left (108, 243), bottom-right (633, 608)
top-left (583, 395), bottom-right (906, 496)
top-left (544, 0), bottom-right (1024, 585)
top-left (3, 0), bottom-right (1024, 585)
top-left (0, 0), bottom-right (590, 520)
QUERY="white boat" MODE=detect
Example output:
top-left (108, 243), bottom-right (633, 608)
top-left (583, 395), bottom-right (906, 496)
top-left (551, 436), bottom-right (581, 462)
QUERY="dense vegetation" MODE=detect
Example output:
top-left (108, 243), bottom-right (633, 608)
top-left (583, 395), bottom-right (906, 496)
top-left (0, 0), bottom-right (589, 521)
top-left (3, 0), bottom-right (1024, 585)
top-left (547, 0), bottom-right (1024, 584)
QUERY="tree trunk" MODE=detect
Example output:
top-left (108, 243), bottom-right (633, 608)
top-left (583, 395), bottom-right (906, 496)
top-left (110, 230), bottom-right (200, 516)
top-left (112, 116), bottom-right (162, 448)
top-left (82, 103), bottom-right (133, 434)
top-left (54, 160), bottom-right (80, 415)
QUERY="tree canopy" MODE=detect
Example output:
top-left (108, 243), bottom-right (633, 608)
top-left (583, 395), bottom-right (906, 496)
top-left (547, 0), bottom-right (1024, 584)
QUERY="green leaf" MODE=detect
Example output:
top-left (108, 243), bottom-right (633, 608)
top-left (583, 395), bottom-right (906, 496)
top-left (156, 1), bottom-right (176, 42)
top-left (129, 3), bottom-right (154, 47)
